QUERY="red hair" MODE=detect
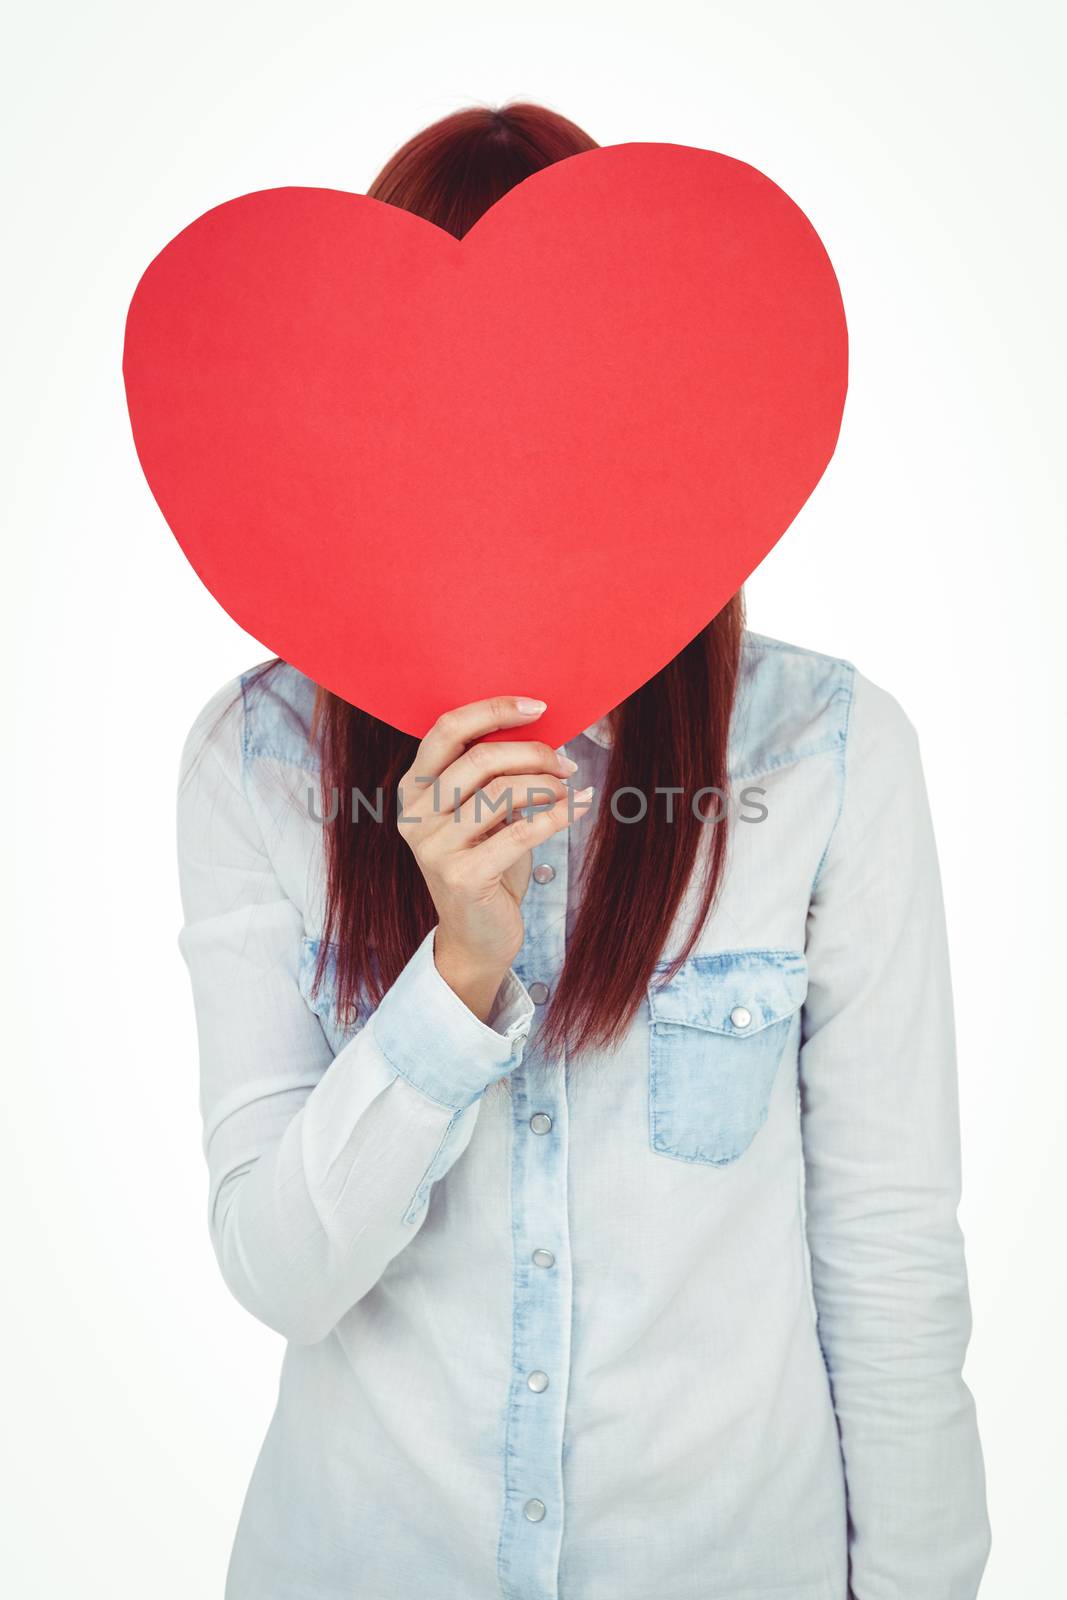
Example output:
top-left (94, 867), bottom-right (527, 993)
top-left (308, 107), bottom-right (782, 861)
top-left (313, 102), bottom-right (745, 1057)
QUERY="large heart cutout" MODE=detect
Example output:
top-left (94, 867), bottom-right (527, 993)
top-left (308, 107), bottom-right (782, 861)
top-left (123, 142), bottom-right (847, 748)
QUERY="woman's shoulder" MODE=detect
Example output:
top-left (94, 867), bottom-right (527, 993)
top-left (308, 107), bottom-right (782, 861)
top-left (179, 658), bottom-right (321, 791)
top-left (735, 628), bottom-right (917, 778)
top-left (178, 636), bottom-right (916, 792)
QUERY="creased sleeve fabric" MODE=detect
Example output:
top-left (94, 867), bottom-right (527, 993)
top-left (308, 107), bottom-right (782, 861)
top-left (176, 683), bottom-right (534, 1346)
top-left (799, 668), bottom-right (992, 1599)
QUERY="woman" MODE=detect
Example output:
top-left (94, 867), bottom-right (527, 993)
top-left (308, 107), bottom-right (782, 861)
top-left (178, 103), bottom-right (991, 1599)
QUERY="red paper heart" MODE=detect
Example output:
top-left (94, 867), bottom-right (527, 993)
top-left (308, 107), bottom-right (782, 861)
top-left (123, 142), bottom-right (847, 748)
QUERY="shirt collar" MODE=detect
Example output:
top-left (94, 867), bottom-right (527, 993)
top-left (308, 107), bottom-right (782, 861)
top-left (581, 715), bottom-right (614, 749)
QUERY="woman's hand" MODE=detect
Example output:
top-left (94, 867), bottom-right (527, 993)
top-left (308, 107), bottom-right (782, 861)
top-left (397, 696), bottom-right (595, 1022)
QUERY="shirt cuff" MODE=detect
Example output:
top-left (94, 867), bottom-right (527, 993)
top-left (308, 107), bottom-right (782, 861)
top-left (369, 926), bottom-right (535, 1112)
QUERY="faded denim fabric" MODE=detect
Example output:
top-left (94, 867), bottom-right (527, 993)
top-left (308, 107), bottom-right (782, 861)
top-left (176, 630), bottom-right (991, 1600)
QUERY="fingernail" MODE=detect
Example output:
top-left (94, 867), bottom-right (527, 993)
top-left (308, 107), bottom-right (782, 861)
top-left (573, 785), bottom-right (595, 802)
top-left (515, 697), bottom-right (547, 715)
top-left (557, 754), bottom-right (578, 775)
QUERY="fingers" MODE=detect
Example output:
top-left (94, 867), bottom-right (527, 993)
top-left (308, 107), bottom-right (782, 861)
top-left (405, 739), bottom-right (576, 824)
top-left (405, 696), bottom-right (549, 793)
top-left (475, 787), bottom-right (596, 878)
top-left (433, 771), bottom-right (571, 848)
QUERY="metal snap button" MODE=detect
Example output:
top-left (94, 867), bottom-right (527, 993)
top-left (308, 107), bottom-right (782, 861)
top-left (527, 1370), bottom-right (549, 1393)
top-left (531, 1248), bottom-right (555, 1268)
top-left (730, 1005), bottom-right (752, 1029)
top-left (528, 981), bottom-right (550, 1005)
top-left (523, 1498), bottom-right (547, 1522)
top-left (529, 1112), bottom-right (553, 1135)
top-left (532, 863), bottom-right (556, 884)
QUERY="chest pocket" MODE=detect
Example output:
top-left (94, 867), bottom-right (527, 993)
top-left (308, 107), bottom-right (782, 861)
top-left (647, 949), bottom-right (807, 1167)
top-left (298, 936), bottom-right (374, 1056)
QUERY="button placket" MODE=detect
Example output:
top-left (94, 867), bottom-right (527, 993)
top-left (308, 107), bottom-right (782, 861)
top-left (496, 823), bottom-right (573, 1600)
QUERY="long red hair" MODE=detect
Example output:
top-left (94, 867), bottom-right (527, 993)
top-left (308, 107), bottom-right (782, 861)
top-left (308, 102), bottom-right (745, 1057)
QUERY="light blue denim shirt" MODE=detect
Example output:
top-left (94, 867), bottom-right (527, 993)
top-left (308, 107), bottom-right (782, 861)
top-left (176, 630), bottom-right (991, 1600)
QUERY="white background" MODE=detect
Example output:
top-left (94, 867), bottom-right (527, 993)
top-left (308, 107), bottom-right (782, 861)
top-left (3, 1), bottom-right (1064, 1593)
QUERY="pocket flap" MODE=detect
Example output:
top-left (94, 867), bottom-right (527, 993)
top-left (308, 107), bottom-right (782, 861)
top-left (299, 936), bottom-right (336, 1023)
top-left (648, 949), bottom-right (807, 1036)
top-left (298, 936), bottom-right (372, 1031)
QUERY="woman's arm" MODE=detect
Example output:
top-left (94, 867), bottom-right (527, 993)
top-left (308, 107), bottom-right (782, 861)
top-left (799, 668), bottom-right (991, 1599)
top-left (177, 683), bottom-right (534, 1346)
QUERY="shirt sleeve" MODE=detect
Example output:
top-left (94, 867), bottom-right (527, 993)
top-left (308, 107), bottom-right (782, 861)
top-left (176, 681), bottom-right (535, 1346)
top-left (798, 667), bottom-right (992, 1599)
